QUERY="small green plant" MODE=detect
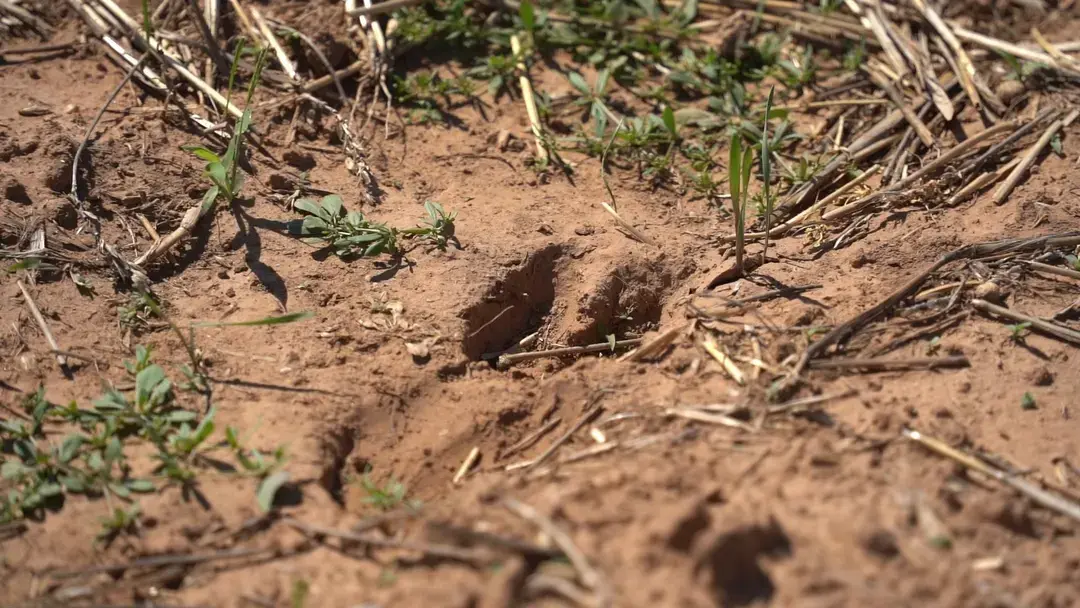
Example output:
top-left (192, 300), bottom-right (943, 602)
top-left (760, 87), bottom-right (775, 261)
top-left (1021, 392), bottom-right (1037, 410)
top-left (183, 42), bottom-right (269, 209)
top-left (359, 475), bottom-right (417, 511)
top-left (1006, 321), bottom-right (1032, 343)
top-left (294, 196), bottom-right (457, 258)
top-left (568, 68), bottom-right (616, 137)
top-left (727, 132), bottom-right (753, 275)
top-left (1, 345), bottom-right (296, 535)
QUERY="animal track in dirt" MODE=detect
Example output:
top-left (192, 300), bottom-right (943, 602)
top-left (460, 244), bottom-right (692, 363)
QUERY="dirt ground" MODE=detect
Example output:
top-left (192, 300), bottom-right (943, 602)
top-left (2, 1), bottom-right (1080, 607)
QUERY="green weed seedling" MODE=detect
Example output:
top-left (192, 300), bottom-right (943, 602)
top-left (183, 41), bottom-right (269, 211)
top-left (1006, 321), bottom-right (1032, 343)
top-left (359, 475), bottom-right (420, 511)
top-left (727, 132), bottom-right (753, 275)
top-left (568, 68), bottom-right (615, 137)
top-left (294, 196), bottom-right (456, 258)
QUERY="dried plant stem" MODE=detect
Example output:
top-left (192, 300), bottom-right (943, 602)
top-left (1023, 260), bottom-right (1080, 281)
top-left (911, 0), bottom-right (983, 110)
top-left (183, 0), bottom-right (229, 79)
top-left (71, 55), bottom-right (146, 210)
top-left (226, 0), bottom-right (260, 41)
top-left (504, 498), bottom-right (612, 607)
top-left (510, 35), bottom-right (547, 161)
top-left (0, 0), bottom-right (51, 37)
top-left (702, 339), bottom-right (745, 385)
top-left (952, 24), bottom-right (1080, 78)
top-left (601, 202), bottom-right (655, 246)
top-left (251, 6), bottom-right (297, 81)
top-left (16, 280), bottom-right (66, 368)
top-left (904, 429), bottom-right (1080, 523)
top-left (867, 70), bottom-right (934, 146)
top-left (285, 518), bottom-right (488, 564)
top-left (346, 0), bottom-right (425, 17)
top-left (947, 158), bottom-right (1020, 206)
top-left (619, 324), bottom-right (686, 362)
top-left (497, 338), bottom-right (642, 369)
top-left (993, 109), bottom-right (1080, 205)
top-left (808, 355), bottom-right (969, 371)
top-left (501, 417), bottom-right (561, 460)
top-left (452, 447), bottom-right (480, 485)
top-left (971, 299), bottom-right (1080, 346)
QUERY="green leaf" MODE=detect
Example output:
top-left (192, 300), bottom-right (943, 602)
top-left (728, 134), bottom-right (742, 208)
top-left (126, 479), bottom-right (156, 493)
top-left (741, 146), bottom-right (753, 194)
top-left (294, 198), bottom-right (327, 220)
top-left (238, 109), bottom-right (253, 135)
top-left (1, 461), bottom-right (26, 480)
top-left (519, 0), bottom-right (535, 34)
top-left (596, 68), bottom-right (611, 95)
top-left (661, 106), bottom-right (677, 137)
top-left (300, 216), bottom-right (328, 235)
top-left (60, 475), bottom-right (86, 493)
top-left (194, 311), bottom-right (315, 328)
top-left (1050, 133), bottom-right (1063, 156)
top-left (568, 72), bottom-right (590, 95)
top-left (1021, 392), bottom-right (1037, 410)
top-left (135, 365), bottom-right (166, 406)
top-left (108, 482), bottom-right (131, 498)
top-left (59, 434), bottom-right (85, 463)
top-left (105, 437), bottom-right (124, 463)
top-left (168, 410), bottom-right (198, 423)
top-left (38, 482), bottom-right (62, 498)
top-left (207, 162), bottom-right (229, 191)
top-left (200, 185), bottom-right (220, 213)
top-left (182, 145), bottom-right (221, 164)
top-left (256, 470), bottom-right (290, 512)
top-left (320, 195), bottom-right (344, 218)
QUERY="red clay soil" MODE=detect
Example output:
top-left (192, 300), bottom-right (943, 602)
top-left (2, 2), bottom-right (1080, 607)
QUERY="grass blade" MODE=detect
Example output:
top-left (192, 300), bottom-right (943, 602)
top-left (195, 311), bottom-right (315, 328)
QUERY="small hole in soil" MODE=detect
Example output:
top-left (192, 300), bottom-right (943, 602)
top-left (566, 262), bottom-right (673, 344)
top-left (460, 245), bottom-right (562, 360)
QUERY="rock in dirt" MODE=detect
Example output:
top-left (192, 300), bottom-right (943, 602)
top-left (3, 177), bottom-right (32, 204)
top-left (996, 79), bottom-right (1026, 106)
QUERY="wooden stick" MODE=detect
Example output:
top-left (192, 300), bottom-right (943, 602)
top-left (904, 429), bottom-right (1080, 523)
top-left (972, 299), bottom-right (1080, 346)
top-left (946, 158), bottom-right (1020, 206)
top-left (993, 109), bottom-right (1080, 205)
top-left (666, 407), bottom-right (755, 431)
top-left (16, 280), bottom-right (66, 368)
top-left (0, 42), bottom-right (76, 55)
top-left (510, 35), bottom-right (547, 161)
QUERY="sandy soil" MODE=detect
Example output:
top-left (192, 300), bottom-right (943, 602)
top-left (2, 1), bottom-right (1079, 607)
